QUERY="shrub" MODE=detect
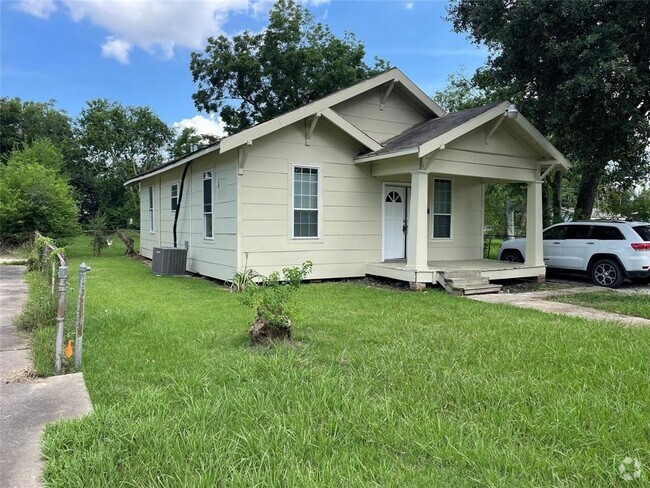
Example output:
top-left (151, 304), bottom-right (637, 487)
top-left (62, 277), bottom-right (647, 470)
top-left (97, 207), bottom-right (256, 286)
top-left (239, 261), bottom-right (312, 344)
top-left (89, 214), bottom-right (109, 255)
top-left (0, 142), bottom-right (79, 243)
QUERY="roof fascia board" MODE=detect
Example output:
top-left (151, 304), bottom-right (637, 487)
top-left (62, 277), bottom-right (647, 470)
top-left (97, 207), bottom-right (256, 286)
top-left (418, 102), bottom-right (510, 158)
top-left (124, 144), bottom-right (220, 186)
top-left (320, 108), bottom-right (382, 151)
top-left (394, 71), bottom-right (447, 117)
top-left (354, 147), bottom-right (418, 164)
top-left (513, 114), bottom-right (572, 169)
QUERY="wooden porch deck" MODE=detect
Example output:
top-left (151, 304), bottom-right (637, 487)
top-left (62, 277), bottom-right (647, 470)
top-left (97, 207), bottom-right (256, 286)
top-left (366, 259), bottom-right (546, 284)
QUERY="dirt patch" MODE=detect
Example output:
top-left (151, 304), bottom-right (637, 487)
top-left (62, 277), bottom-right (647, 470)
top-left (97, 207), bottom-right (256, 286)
top-left (338, 276), bottom-right (412, 291)
top-left (4, 368), bottom-right (39, 384)
top-left (498, 278), bottom-right (589, 294)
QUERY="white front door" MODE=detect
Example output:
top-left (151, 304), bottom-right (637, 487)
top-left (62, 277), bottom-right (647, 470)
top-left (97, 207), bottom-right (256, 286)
top-left (384, 186), bottom-right (407, 260)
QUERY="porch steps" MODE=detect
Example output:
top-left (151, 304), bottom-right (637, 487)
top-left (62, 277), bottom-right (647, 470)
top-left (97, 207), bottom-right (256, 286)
top-left (437, 270), bottom-right (502, 296)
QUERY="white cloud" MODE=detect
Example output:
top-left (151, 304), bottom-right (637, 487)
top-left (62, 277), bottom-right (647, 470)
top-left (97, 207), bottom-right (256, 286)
top-left (173, 114), bottom-right (227, 139)
top-left (16, 0), bottom-right (331, 63)
top-left (101, 36), bottom-right (132, 64)
top-left (15, 0), bottom-right (58, 19)
top-left (404, 2), bottom-right (414, 10)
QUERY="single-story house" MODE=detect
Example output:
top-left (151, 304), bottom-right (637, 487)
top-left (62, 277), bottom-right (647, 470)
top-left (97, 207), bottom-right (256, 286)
top-left (125, 68), bottom-right (570, 291)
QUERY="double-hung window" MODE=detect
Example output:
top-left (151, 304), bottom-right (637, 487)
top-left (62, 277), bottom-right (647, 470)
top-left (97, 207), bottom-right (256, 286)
top-left (203, 171), bottom-right (213, 239)
top-left (432, 179), bottom-right (452, 239)
top-left (170, 184), bottom-right (178, 212)
top-left (293, 166), bottom-right (319, 238)
top-left (148, 186), bottom-right (154, 233)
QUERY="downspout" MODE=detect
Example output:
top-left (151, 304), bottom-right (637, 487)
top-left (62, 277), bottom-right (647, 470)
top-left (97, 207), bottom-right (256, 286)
top-left (173, 160), bottom-right (193, 248)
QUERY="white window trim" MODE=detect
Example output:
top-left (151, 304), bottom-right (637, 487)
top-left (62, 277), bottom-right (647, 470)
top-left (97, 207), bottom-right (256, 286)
top-left (170, 181), bottom-right (179, 215)
top-left (431, 177), bottom-right (453, 240)
top-left (203, 171), bottom-right (214, 240)
top-left (290, 164), bottom-right (322, 240)
top-left (148, 185), bottom-right (155, 234)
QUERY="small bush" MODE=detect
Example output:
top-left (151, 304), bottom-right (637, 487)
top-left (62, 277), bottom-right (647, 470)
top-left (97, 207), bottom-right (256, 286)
top-left (241, 261), bottom-right (312, 326)
top-left (15, 271), bottom-right (56, 332)
top-left (89, 214), bottom-right (109, 255)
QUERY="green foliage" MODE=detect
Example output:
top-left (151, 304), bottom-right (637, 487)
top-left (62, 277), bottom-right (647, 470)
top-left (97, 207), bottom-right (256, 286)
top-left (599, 187), bottom-right (650, 222)
top-left (447, 0), bottom-right (650, 218)
top-left (227, 267), bottom-right (261, 293)
top-left (0, 144), bottom-right (79, 243)
top-left (75, 98), bottom-right (173, 227)
top-left (190, 0), bottom-right (388, 134)
top-left (89, 214), bottom-right (109, 255)
top-left (168, 127), bottom-right (220, 159)
top-left (15, 271), bottom-right (56, 332)
top-left (239, 261), bottom-right (312, 327)
top-left (0, 97), bottom-right (74, 162)
top-left (433, 69), bottom-right (495, 112)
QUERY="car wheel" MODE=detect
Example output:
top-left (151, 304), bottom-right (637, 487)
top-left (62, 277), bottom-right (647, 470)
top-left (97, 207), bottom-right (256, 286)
top-left (500, 250), bottom-right (524, 263)
top-left (591, 259), bottom-right (624, 288)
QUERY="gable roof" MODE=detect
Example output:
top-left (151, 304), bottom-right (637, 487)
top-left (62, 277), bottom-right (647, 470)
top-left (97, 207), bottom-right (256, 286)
top-left (125, 68), bottom-right (445, 186)
top-left (360, 102), bottom-right (503, 158)
top-left (218, 68), bottom-right (445, 153)
top-left (355, 101), bottom-right (571, 170)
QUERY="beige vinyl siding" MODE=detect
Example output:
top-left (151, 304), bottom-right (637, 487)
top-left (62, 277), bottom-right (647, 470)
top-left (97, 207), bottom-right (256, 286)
top-left (138, 152), bottom-right (238, 281)
top-left (238, 120), bottom-right (382, 280)
top-left (427, 176), bottom-right (483, 260)
top-left (332, 86), bottom-right (429, 143)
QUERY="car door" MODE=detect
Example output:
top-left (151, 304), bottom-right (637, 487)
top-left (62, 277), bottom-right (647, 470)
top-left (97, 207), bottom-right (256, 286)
top-left (543, 225), bottom-right (568, 268)
top-left (563, 224), bottom-right (596, 270)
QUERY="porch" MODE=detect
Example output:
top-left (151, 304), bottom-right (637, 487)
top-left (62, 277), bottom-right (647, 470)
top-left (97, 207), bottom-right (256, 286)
top-left (366, 259), bottom-right (546, 286)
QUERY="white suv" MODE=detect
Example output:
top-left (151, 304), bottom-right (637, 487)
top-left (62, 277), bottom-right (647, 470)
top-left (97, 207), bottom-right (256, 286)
top-left (498, 221), bottom-right (650, 288)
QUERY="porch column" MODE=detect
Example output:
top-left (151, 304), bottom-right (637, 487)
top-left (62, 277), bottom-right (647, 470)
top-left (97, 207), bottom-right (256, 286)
top-left (407, 170), bottom-right (429, 271)
top-left (525, 180), bottom-right (544, 267)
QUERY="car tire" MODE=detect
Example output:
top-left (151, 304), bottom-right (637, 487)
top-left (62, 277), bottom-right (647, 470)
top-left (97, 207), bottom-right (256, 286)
top-left (590, 259), bottom-right (624, 288)
top-left (500, 250), bottom-right (524, 263)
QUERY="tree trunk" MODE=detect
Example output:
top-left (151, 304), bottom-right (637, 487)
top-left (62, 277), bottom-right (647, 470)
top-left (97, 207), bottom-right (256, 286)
top-left (117, 230), bottom-right (137, 256)
top-left (551, 171), bottom-right (563, 223)
top-left (574, 169), bottom-right (602, 220)
top-left (504, 199), bottom-right (515, 239)
top-left (542, 182), bottom-right (552, 228)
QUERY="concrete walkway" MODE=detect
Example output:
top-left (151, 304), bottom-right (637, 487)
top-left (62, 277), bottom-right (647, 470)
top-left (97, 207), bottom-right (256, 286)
top-left (470, 286), bottom-right (650, 327)
top-left (0, 266), bottom-right (93, 488)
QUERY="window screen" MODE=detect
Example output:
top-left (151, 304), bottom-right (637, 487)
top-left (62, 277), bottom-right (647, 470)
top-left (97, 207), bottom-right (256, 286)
top-left (432, 179), bottom-right (451, 238)
top-left (293, 167), bottom-right (319, 238)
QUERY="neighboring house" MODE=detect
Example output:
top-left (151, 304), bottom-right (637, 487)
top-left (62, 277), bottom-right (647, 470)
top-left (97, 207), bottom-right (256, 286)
top-left (125, 68), bottom-right (570, 290)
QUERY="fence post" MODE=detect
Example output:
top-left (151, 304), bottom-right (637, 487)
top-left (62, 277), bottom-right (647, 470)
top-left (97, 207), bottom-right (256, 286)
top-left (54, 265), bottom-right (68, 374)
top-left (74, 263), bottom-right (91, 369)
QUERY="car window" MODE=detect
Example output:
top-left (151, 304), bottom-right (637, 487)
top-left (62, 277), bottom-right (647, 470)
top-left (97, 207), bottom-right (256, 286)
top-left (543, 225), bottom-right (567, 240)
top-left (597, 226), bottom-right (625, 240)
top-left (565, 225), bottom-right (594, 239)
top-left (633, 225), bottom-right (650, 241)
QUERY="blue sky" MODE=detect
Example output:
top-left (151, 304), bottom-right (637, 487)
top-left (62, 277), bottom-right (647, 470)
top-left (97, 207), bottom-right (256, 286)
top-left (1, 0), bottom-right (488, 136)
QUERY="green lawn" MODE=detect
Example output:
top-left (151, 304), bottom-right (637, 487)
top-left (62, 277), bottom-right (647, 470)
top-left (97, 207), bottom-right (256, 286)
top-left (550, 291), bottom-right (650, 320)
top-left (38, 236), bottom-right (649, 486)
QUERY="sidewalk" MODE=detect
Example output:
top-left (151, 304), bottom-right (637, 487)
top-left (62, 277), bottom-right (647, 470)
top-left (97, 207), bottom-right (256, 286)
top-left (469, 287), bottom-right (650, 327)
top-left (0, 266), bottom-right (93, 488)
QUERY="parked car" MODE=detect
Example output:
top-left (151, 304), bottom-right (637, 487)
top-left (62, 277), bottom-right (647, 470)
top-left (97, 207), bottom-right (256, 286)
top-left (498, 221), bottom-right (650, 288)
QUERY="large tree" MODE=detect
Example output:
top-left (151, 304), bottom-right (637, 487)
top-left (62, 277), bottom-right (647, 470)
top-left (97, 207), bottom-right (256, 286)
top-left (0, 97), bottom-right (74, 163)
top-left (76, 99), bottom-right (173, 227)
top-left (190, 0), bottom-right (388, 135)
top-left (448, 0), bottom-right (650, 219)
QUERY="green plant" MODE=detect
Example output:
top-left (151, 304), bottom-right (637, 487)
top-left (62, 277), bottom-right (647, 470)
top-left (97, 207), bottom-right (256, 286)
top-left (89, 214), bottom-right (109, 256)
top-left (15, 271), bottom-right (56, 332)
top-left (241, 261), bottom-right (312, 327)
top-left (228, 267), bottom-right (260, 293)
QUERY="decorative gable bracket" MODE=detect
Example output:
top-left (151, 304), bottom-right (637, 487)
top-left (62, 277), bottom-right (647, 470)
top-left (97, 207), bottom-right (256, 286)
top-left (306, 113), bottom-right (322, 146)
top-left (238, 140), bottom-right (253, 175)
